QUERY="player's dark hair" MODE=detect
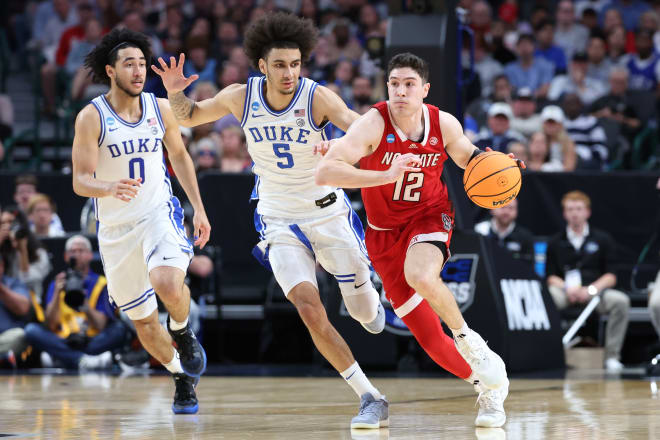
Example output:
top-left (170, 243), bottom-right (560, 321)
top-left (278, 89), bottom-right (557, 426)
top-left (243, 12), bottom-right (318, 69)
top-left (387, 52), bottom-right (429, 83)
top-left (84, 28), bottom-right (153, 86)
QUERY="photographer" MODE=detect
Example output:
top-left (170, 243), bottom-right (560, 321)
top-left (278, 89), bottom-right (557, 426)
top-left (0, 207), bottom-right (50, 299)
top-left (0, 253), bottom-right (31, 361)
top-left (24, 235), bottom-right (127, 370)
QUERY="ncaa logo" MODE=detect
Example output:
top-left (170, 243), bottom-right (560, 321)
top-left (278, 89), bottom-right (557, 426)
top-left (106, 116), bottom-right (115, 126)
top-left (251, 101), bottom-right (260, 111)
top-left (386, 134), bottom-right (395, 143)
top-left (430, 136), bottom-right (438, 146)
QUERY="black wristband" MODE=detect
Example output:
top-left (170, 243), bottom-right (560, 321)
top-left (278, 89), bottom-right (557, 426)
top-left (467, 149), bottom-right (484, 164)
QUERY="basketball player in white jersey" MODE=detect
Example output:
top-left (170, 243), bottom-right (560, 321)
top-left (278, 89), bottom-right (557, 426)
top-left (152, 13), bottom-right (388, 428)
top-left (71, 28), bottom-right (211, 414)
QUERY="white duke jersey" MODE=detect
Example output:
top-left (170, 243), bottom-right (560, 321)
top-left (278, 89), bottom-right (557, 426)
top-left (242, 76), bottom-right (343, 219)
top-left (90, 92), bottom-right (172, 226)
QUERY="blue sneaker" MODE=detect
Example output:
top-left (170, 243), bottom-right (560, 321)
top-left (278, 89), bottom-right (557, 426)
top-left (172, 373), bottom-right (199, 414)
top-left (351, 393), bottom-right (389, 429)
top-left (167, 316), bottom-right (207, 377)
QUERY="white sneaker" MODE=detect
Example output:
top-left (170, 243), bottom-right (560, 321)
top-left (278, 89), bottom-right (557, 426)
top-left (605, 357), bottom-right (624, 373)
top-left (79, 351), bottom-right (113, 370)
top-left (474, 379), bottom-right (508, 428)
top-left (455, 329), bottom-right (508, 389)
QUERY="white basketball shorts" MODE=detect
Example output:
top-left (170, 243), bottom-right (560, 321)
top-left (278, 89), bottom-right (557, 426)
top-left (253, 196), bottom-right (371, 295)
top-left (97, 197), bottom-right (193, 320)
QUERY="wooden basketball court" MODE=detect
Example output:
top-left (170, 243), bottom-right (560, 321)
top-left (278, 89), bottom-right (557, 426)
top-left (0, 372), bottom-right (658, 439)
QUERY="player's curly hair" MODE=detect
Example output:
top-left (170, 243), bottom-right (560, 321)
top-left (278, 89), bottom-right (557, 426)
top-left (387, 52), bottom-right (429, 82)
top-left (243, 12), bottom-right (318, 69)
top-left (84, 28), bottom-right (153, 86)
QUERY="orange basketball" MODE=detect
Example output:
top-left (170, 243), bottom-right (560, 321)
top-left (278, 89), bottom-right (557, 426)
top-left (463, 151), bottom-right (522, 209)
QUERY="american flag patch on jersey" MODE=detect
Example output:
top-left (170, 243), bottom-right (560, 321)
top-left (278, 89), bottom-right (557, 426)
top-left (147, 117), bottom-right (157, 126)
top-left (294, 109), bottom-right (305, 117)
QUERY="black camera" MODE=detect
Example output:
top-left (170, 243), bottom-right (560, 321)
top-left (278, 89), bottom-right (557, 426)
top-left (63, 258), bottom-right (86, 312)
top-left (9, 210), bottom-right (30, 240)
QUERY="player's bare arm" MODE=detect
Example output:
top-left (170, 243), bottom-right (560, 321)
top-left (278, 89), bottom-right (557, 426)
top-left (312, 85), bottom-right (361, 132)
top-left (72, 104), bottom-right (141, 201)
top-left (157, 98), bottom-right (211, 248)
top-left (316, 109), bottom-right (422, 188)
top-left (151, 53), bottom-right (245, 127)
top-left (441, 110), bottom-right (526, 169)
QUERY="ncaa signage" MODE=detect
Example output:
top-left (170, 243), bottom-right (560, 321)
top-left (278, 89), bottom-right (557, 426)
top-left (500, 279), bottom-right (550, 331)
top-left (347, 254), bottom-right (479, 336)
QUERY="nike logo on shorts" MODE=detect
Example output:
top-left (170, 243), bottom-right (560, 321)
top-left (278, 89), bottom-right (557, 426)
top-left (163, 256), bottom-right (176, 260)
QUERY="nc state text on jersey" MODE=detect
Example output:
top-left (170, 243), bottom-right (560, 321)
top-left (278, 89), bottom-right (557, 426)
top-left (381, 152), bottom-right (443, 168)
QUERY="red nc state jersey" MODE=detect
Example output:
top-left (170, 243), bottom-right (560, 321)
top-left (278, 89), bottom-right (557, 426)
top-left (359, 101), bottom-right (452, 229)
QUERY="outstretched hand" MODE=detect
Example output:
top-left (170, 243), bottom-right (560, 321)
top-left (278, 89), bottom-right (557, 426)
top-left (485, 147), bottom-right (526, 169)
top-left (151, 53), bottom-right (199, 94)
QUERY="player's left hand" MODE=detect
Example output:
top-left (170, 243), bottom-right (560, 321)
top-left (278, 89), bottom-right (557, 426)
top-left (485, 147), bottom-right (526, 169)
top-left (313, 140), bottom-right (333, 156)
top-left (193, 210), bottom-right (211, 249)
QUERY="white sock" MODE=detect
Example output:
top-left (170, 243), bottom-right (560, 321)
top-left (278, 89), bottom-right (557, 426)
top-left (340, 361), bottom-right (382, 400)
top-left (450, 321), bottom-right (470, 339)
top-left (169, 316), bottom-right (189, 331)
top-left (163, 348), bottom-right (184, 374)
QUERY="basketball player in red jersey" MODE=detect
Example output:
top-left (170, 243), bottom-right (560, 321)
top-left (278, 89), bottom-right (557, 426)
top-left (316, 53), bottom-right (521, 428)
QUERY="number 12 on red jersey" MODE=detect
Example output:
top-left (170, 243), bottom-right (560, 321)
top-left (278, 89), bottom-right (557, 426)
top-left (392, 172), bottom-right (424, 202)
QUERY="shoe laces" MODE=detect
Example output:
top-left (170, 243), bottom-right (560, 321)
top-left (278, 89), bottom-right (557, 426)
top-left (476, 388), bottom-right (503, 412)
top-left (358, 398), bottom-right (382, 417)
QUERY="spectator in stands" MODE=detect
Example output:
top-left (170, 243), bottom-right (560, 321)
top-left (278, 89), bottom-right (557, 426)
top-left (548, 52), bottom-right (608, 106)
top-left (510, 87), bottom-right (542, 138)
top-left (0, 208), bottom-right (51, 299)
top-left (580, 7), bottom-right (601, 34)
top-left (534, 19), bottom-right (567, 74)
top-left (590, 68), bottom-right (642, 142)
top-left (562, 93), bottom-right (609, 170)
top-left (27, 194), bottom-right (65, 238)
top-left (607, 25), bottom-right (628, 65)
top-left (121, 9), bottom-right (163, 57)
top-left (36, 0), bottom-right (79, 115)
top-left (507, 141), bottom-right (529, 165)
top-left (474, 102), bottom-right (525, 152)
top-left (220, 126), bottom-right (251, 173)
top-left (471, 35), bottom-right (504, 99)
top-left (586, 34), bottom-right (614, 84)
top-left (212, 21), bottom-right (241, 64)
top-left (188, 81), bottom-right (223, 161)
top-left (24, 235), bottom-right (127, 370)
top-left (526, 131), bottom-right (564, 172)
top-left (469, 1), bottom-right (494, 52)
top-left (541, 105), bottom-right (578, 171)
top-left (13, 175), bottom-right (64, 232)
top-left (217, 62), bottom-right (243, 90)
top-left (350, 76), bottom-right (374, 113)
top-left (622, 29), bottom-right (660, 93)
top-left (639, 10), bottom-right (660, 53)
top-left (0, 253), bottom-right (31, 363)
top-left (183, 36), bottom-right (217, 92)
top-left (475, 198), bottom-right (535, 262)
top-left (329, 18), bottom-right (363, 62)
top-left (466, 74), bottom-right (513, 129)
top-left (192, 138), bottom-right (221, 173)
top-left (68, 18), bottom-right (106, 102)
top-left (554, 0), bottom-right (590, 60)
top-left (601, 0), bottom-right (651, 31)
top-left (331, 59), bottom-right (356, 104)
top-left (504, 33), bottom-right (554, 98)
top-left (546, 190), bottom-right (630, 373)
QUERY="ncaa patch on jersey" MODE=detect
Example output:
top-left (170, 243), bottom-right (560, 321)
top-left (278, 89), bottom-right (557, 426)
top-left (251, 101), bottom-right (260, 111)
top-left (386, 134), bottom-right (395, 143)
top-left (106, 116), bottom-right (115, 126)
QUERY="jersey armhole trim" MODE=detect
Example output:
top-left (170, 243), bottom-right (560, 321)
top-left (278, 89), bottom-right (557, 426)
top-left (240, 78), bottom-right (253, 128)
top-left (150, 93), bottom-right (166, 134)
top-left (307, 81), bottom-right (323, 132)
top-left (91, 101), bottom-right (105, 146)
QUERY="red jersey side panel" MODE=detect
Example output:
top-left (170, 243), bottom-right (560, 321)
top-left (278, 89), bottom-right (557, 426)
top-left (359, 101), bottom-right (452, 230)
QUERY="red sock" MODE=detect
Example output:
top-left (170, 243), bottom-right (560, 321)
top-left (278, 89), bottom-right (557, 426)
top-left (401, 299), bottom-right (472, 379)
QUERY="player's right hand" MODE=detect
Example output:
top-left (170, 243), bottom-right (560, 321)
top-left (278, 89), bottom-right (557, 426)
top-left (313, 140), bottom-right (333, 156)
top-left (151, 53), bottom-right (199, 94)
top-left (386, 153), bottom-right (422, 183)
top-left (110, 178), bottom-right (141, 202)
